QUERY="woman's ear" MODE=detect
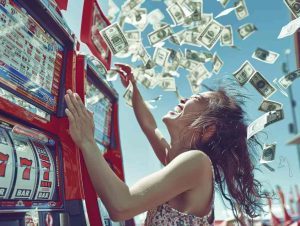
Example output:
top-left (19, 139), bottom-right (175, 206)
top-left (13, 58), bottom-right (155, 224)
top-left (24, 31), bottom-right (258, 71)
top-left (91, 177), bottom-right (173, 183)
top-left (202, 124), bottom-right (216, 143)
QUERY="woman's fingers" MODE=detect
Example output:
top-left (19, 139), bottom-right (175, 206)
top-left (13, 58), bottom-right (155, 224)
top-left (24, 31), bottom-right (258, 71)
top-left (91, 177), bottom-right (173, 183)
top-left (64, 92), bottom-right (79, 119)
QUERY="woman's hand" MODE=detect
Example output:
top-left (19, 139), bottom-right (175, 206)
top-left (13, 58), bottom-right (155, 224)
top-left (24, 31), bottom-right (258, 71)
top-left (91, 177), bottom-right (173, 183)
top-left (114, 63), bottom-right (136, 87)
top-left (64, 89), bottom-right (95, 149)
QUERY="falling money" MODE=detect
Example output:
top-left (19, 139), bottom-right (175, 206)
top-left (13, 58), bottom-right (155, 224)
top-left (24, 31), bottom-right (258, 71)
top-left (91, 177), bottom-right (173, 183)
top-left (260, 143), bottom-right (276, 163)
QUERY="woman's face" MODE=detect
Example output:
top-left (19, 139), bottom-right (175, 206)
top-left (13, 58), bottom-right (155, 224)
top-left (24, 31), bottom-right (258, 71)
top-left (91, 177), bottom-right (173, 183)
top-left (162, 92), bottom-right (212, 131)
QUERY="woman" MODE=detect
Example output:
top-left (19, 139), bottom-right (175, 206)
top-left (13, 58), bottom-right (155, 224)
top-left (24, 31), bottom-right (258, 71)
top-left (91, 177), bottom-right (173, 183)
top-left (64, 64), bottom-right (265, 225)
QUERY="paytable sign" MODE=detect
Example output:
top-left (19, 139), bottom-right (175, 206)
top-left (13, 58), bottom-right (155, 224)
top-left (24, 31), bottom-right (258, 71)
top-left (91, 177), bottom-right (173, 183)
top-left (0, 128), bottom-right (15, 199)
top-left (0, 1), bottom-right (64, 112)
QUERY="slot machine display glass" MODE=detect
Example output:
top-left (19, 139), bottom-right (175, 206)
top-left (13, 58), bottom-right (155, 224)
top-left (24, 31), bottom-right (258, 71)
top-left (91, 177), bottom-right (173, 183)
top-left (85, 77), bottom-right (112, 154)
top-left (0, 0), bottom-right (65, 116)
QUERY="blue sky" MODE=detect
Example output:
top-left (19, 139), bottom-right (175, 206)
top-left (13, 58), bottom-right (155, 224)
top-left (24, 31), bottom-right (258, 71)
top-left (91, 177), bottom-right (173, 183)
top-left (63, 0), bottom-right (300, 221)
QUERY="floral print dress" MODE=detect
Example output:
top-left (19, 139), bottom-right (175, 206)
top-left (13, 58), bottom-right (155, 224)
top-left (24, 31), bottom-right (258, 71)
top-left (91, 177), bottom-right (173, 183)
top-left (144, 165), bottom-right (215, 226)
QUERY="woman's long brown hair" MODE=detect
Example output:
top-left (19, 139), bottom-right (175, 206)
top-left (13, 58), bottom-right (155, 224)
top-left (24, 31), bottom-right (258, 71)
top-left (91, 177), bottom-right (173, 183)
top-left (183, 86), bottom-right (267, 221)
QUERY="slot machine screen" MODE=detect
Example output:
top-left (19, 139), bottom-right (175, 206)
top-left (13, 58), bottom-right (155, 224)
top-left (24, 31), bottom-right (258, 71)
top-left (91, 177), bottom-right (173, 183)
top-left (85, 77), bottom-right (112, 153)
top-left (0, 1), bottom-right (64, 114)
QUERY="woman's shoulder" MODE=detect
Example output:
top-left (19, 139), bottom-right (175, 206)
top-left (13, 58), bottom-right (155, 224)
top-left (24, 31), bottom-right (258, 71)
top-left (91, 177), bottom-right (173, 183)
top-left (170, 150), bottom-right (212, 173)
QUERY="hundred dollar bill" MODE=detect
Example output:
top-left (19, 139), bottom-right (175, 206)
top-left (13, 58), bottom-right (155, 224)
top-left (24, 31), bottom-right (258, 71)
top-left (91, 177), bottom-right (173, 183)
top-left (179, 58), bottom-right (201, 71)
top-left (260, 143), bottom-right (276, 163)
top-left (247, 109), bottom-right (284, 139)
top-left (197, 20), bottom-right (224, 50)
top-left (252, 48), bottom-right (279, 64)
top-left (182, 30), bottom-right (203, 47)
top-left (187, 74), bottom-right (202, 94)
top-left (148, 24), bottom-right (173, 46)
top-left (250, 72), bottom-right (277, 99)
top-left (153, 47), bottom-right (171, 66)
top-left (232, 61), bottom-right (256, 86)
top-left (283, 0), bottom-right (300, 18)
top-left (238, 23), bottom-right (257, 40)
top-left (167, 3), bottom-right (186, 25)
top-left (278, 17), bottom-right (300, 39)
top-left (159, 77), bottom-right (176, 91)
top-left (218, 0), bottom-right (230, 7)
top-left (124, 30), bottom-right (141, 42)
top-left (212, 53), bottom-right (224, 74)
top-left (234, 0), bottom-right (249, 20)
top-left (185, 49), bottom-right (213, 63)
top-left (278, 68), bottom-right (300, 89)
top-left (135, 43), bottom-right (151, 65)
top-left (190, 64), bottom-right (211, 80)
top-left (170, 30), bottom-right (185, 45)
top-left (122, 0), bottom-right (145, 13)
top-left (220, 25), bottom-right (234, 46)
top-left (139, 74), bottom-right (156, 89)
top-left (123, 81), bottom-right (133, 107)
top-left (258, 99), bottom-right (283, 112)
top-left (100, 23), bottom-right (129, 55)
top-left (125, 8), bottom-right (148, 31)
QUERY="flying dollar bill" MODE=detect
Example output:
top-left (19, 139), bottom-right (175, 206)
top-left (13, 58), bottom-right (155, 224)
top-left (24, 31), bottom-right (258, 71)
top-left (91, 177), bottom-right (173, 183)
top-left (278, 17), bottom-right (300, 39)
top-left (179, 58), bottom-right (203, 72)
top-left (234, 0), bottom-right (249, 20)
top-left (159, 77), bottom-right (176, 91)
top-left (185, 49), bottom-right (213, 63)
top-left (232, 61), bottom-right (256, 86)
top-left (170, 30), bottom-right (185, 45)
top-left (247, 109), bottom-right (284, 139)
top-left (252, 48), bottom-right (280, 64)
top-left (153, 47), bottom-right (171, 66)
top-left (123, 81), bottom-right (134, 107)
top-left (238, 23), bottom-right (257, 40)
top-left (187, 74), bottom-right (202, 94)
top-left (148, 24), bottom-right (173, 46)
top-left (249, 72), bottom-right (277, 99)
top-left (283, 0), bottom-right (300, 18)
top-left (218, 0), bottom-right (230, 7)
top-left (258, 99), bottom-right (283, 112)
top-left (167, 2), bottom-right (186, 25)
top-left (100, 23), bottom-right (129, 55)
top-left (124, 30), bottom-right (141, 42)
top-left (197, 20), bottom-right (224, 50)
top-left (122, 0), bottom-right (145, 13)
top-left (220, 25), bottom-right (234, 46)
top-left (125, 8), bottom-right (149, 31)
top-left (278, 68), bottom-right (300, 89)
top-left (260, 143), bottom-right (276, 163)
top-left (183, 30), bottom-right (203, 47)
top-left (212, 53), bottom-right (224, 74)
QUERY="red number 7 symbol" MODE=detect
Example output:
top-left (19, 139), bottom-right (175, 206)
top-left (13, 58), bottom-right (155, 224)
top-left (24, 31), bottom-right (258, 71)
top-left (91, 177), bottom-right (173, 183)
top-left (20, 157), bottom-right (32, 180)
top-left (0, 152), bottom-right (9, 177)
top-left (41, 161), bottom-right (50, 181)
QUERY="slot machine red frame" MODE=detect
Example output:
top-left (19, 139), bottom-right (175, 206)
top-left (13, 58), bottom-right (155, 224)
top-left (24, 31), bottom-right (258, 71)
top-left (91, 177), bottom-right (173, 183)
top-left (0, 0), bottom-right (90, 225)
top-left (79, 0), bottom-right (135, 225)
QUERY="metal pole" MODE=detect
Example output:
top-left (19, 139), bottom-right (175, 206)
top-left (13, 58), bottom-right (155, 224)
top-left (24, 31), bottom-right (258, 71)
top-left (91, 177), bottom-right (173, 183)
top-left (287, 86), bottom-right (300, 170)
top-left (284, 52), bottom-right (300, 170)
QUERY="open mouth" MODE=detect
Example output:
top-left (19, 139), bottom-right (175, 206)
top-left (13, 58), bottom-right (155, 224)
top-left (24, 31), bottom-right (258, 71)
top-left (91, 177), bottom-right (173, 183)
top-left (173, 104), bottom-right (183, 114)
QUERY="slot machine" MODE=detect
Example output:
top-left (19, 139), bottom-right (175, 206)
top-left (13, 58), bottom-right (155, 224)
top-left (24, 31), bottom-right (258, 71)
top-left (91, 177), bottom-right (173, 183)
top-left (79, 0), bottom-right (135, 225)
top-left (0, 0), bottom-right (92, 225)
